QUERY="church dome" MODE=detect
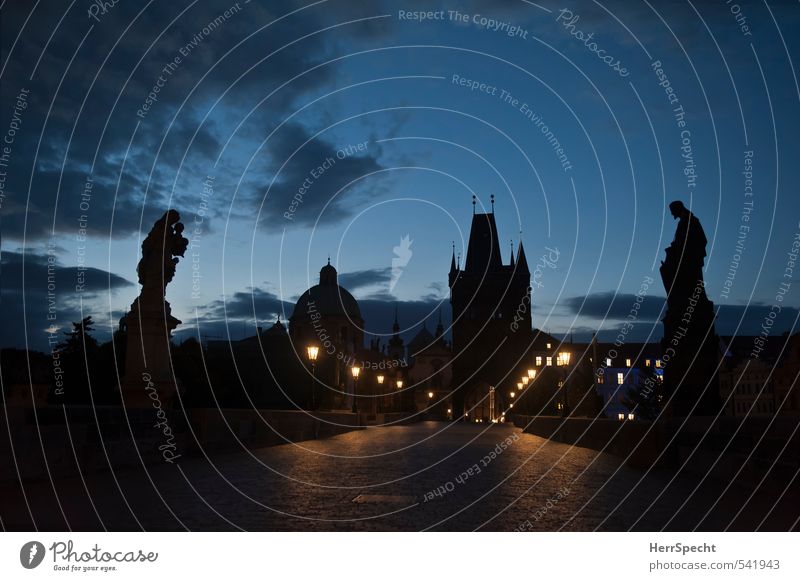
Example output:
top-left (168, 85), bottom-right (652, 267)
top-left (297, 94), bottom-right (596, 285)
top-left (290, 261), bottom-right (363, 322)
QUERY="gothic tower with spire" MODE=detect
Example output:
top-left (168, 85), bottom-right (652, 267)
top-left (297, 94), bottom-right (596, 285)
top-left (449, 196), bottom-right (532, 419)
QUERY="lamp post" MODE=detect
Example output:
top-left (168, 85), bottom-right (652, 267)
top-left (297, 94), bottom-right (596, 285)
top-left (524, 369), bottom-right (537, 416)
top-left (559, 351), bottom-right (572, 417)
top-left (396, 378), bottom-right (403, 413)
top-left (376, 374), bottom-right (385, 413)
top-left (351, 365), bottom-right (361, 414)
top-left (306, 345), bottom-right (319, 410)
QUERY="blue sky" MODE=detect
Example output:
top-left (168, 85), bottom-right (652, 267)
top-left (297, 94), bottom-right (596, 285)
top-left (2, 0), bottom-right (799, 351)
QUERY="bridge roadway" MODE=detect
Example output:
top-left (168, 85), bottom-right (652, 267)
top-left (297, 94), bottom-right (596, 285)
top-left (2, 421), bottom-right (796, 531)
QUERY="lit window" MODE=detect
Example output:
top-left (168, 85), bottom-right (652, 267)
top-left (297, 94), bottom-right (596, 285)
top-left (617, 372), bottom-right (624, 385)
top-left (546, 343), bottom-right (551, 349)
top-left (536, 356), bottom-right (542, 366)
top-left (646, 359), bottom-right (651, 367)
top-left (625, 358), bottom-right (631, 367)
top-left (546, 357), bottom-right (552, 366)
top-left (655, 360), bottom-right (662, 368)
top-left (606, 358), bottom-right (612, 367)
top-left (597, 375), bottom-right (604, 384)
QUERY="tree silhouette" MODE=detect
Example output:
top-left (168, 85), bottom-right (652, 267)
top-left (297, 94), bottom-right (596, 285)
top-left (57, 316), bottom-right (99, 355)
top-left (53, 316), bottom-right (100, 404)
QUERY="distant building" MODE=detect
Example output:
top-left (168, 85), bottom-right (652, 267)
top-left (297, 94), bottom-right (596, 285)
top-left (719, 357), bottom-right (777, 417)
top-left (205, 317), bottom-right (305, 408)
top-left (406, 311), bottom-right (453, 418)
top-left (774, 333), bottom-right (800, 415)
top-left (718, 333), bottom-right (797, 417)
top-left (289, 260), bottom-right (365, 410)
top-left (590, 342), bottom-right (664, 419)
top-left (449, 200), bottom-right (531, 420)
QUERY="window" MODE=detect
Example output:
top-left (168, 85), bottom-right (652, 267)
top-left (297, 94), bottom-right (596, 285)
top-left (646, 359), bottom-right (651, 367)
top-left (536, 356), bottom-right (542, 366)
top-left (546, 343), bottom-right (551, 349)
top-left (597, 375), bottom-right (605, 384)
top-left (606, 358), bottom-right (612, 367)
top-left (617, 372), bottom-right (624, 385)
top-left (655, 360), bottom-right (662, 368)
top-left (625, 358), bottom-right (631, 367)
top-left (546, 357), bottom-right (552, 366)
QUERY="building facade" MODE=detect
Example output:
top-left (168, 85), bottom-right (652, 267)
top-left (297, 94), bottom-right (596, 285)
top-left (449, 203), bottom-right (532, 420)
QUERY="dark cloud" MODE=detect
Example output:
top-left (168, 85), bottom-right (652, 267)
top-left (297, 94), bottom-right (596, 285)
top-left (715, 304), bottom-right (800, 337)
top-left (0, 251), bottom-right (133, 349)
top-left (563, 291), bottom-right (799, 338)
top-left (250, 122), bottom-right (385, 228)
top-left (1, 0), bottom-right (390, 243)
top-left (562, 291), bottom-right (667, 321)
top-left (200, 287), bottom-right (294, 323)
top-left (337, 267), bottom-right (391, 290)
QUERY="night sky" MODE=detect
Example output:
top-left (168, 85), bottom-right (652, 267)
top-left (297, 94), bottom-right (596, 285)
top-left (2, 0), bottom-right (799, 351)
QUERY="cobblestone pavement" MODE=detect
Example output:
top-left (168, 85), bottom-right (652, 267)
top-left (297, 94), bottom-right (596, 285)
top-left (2, 422), bottom-right (797, 531)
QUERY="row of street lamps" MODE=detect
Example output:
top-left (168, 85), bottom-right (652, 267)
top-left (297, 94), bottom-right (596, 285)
top-left (305, 345), bottom-right (403, 413)
top-left (509, 351), bottom-right (572, 418)
top-left (308, 345), bottom-right (573, 418)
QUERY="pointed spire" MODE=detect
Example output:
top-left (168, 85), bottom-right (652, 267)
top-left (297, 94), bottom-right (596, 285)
top-left (516, 240), bottom-right (529, 275)
top-left (436, 308), bottom-right (444, 338)
top-left (509, 239), bottom-right (515, 267)
top-left (472, 194), bottom-right (476, 214)
top-left (490, 194), bottom-right (495, 213)
top-left (450, 241), bottom-right (457, 274)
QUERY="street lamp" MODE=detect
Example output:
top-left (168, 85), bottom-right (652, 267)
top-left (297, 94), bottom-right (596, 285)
top-left (396, 379), bottom-right (403, 413)
top-left (559, 351), bottom-right (572, 417)
top-left (374, 374), bottom-right (385, 414)
top-left (375, 374), bottom-right (385, 413)
top-left (510, 391), bottom-right (516, 398)
top-left (351, 365), bottom-right (361, 414)
top-left (306, 345), bottom-right (319, 410)
top-left (428, 391), bottom-right (434, 399)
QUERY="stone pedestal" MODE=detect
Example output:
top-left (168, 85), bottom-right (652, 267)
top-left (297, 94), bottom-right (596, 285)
top-left (660, 271), bottom-right (721, 417)
top-left (121, 295), bottom-right (181, 408)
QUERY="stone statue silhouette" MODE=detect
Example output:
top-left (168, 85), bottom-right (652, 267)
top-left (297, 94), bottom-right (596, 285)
top-left (661, 200), bottom-right (708, 299)
top-left (137, 209), bottom-right (189, 296)
top-left (123, 209), bottom-right (188, 407)
top-left (659, 200), bottom-right (719, 416)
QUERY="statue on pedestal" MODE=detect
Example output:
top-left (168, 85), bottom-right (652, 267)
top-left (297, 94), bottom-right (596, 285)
top-left (659, 201), bottom-right (720, 416)
top-left (122, 210), bottom-right (188, 407)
